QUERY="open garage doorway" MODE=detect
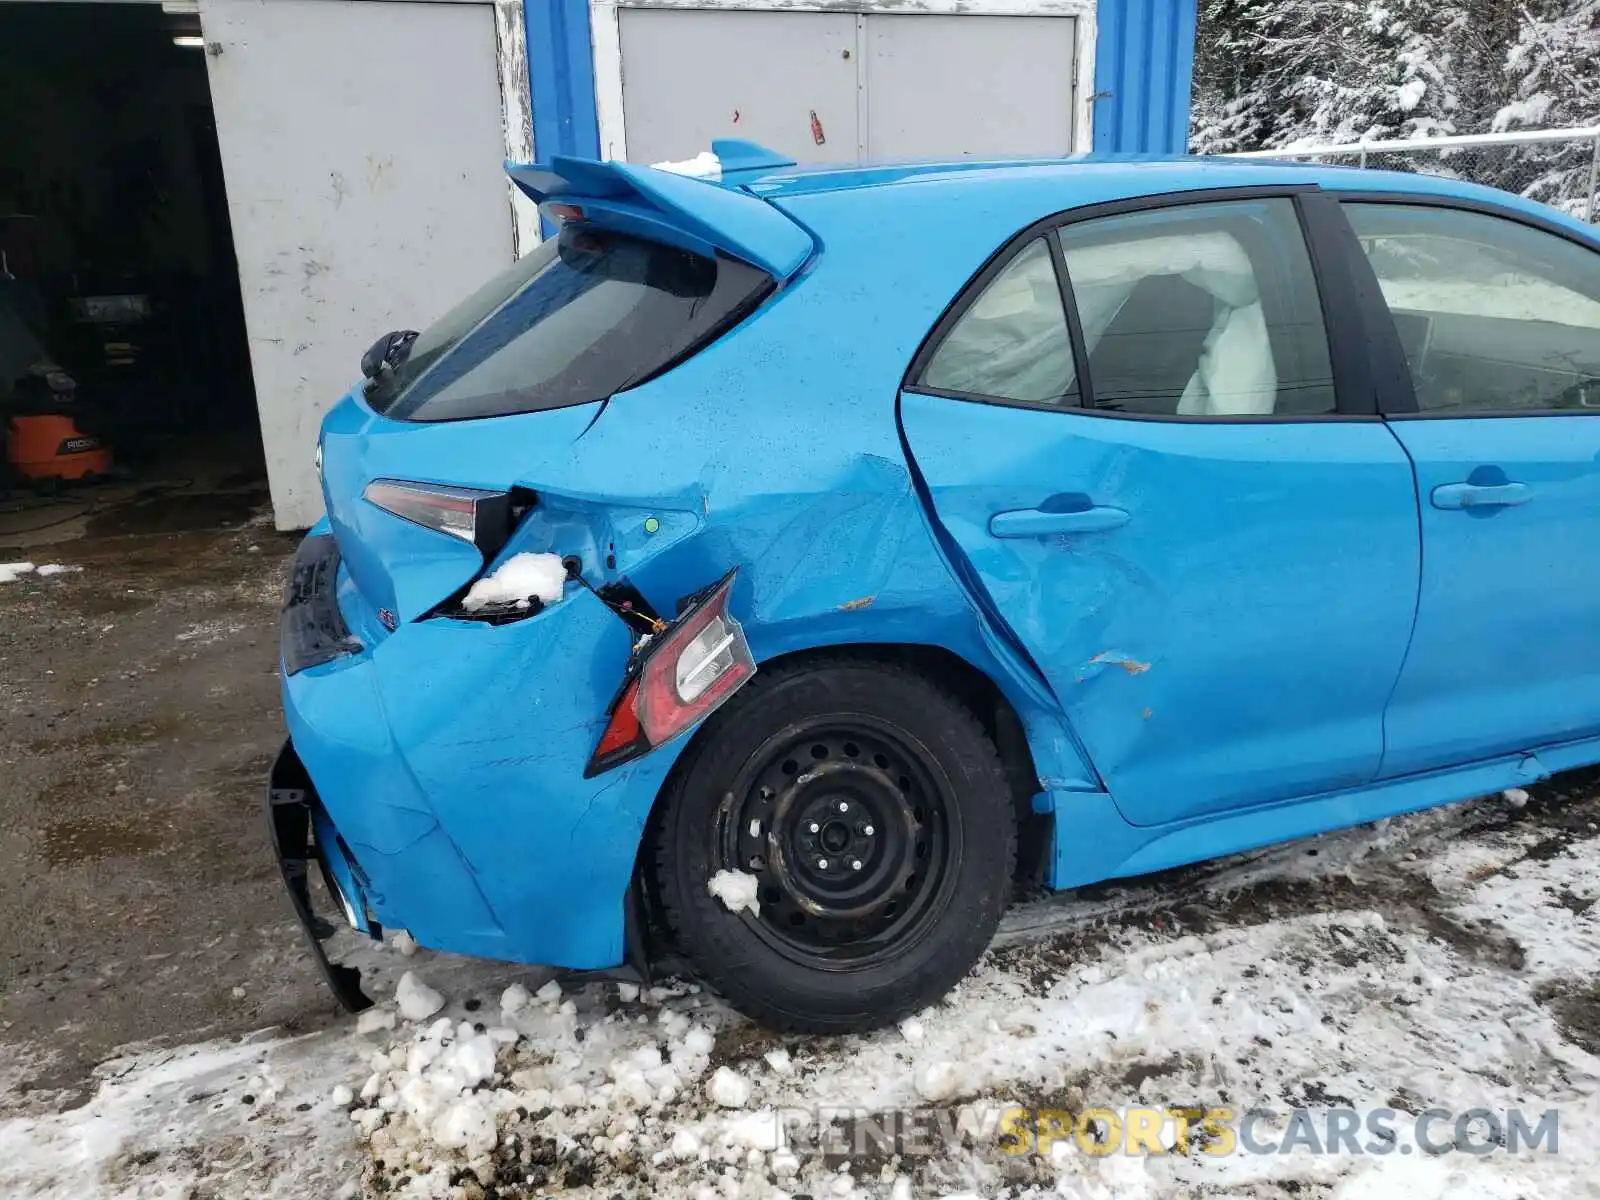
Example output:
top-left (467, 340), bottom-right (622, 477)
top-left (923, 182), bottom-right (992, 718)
top-left (0, 1), bottom-right (265, 543)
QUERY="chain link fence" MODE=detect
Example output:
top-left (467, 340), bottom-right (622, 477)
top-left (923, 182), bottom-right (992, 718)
top-left (1227, 126), bottom-right (1600, 222)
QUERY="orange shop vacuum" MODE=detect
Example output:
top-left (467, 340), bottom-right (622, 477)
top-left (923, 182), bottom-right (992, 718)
top-left (4, 369), bottom-right (113, 485)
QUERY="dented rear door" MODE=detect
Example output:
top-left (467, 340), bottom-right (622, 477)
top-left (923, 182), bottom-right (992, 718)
top-left (898, 192), bottom-right (1422, 826)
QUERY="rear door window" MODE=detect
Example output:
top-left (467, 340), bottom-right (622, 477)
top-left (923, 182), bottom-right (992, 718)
top-left (371, 225), bottom-right (772, 422)
top-left (1057, 198), bottom-right (1336, 418)
top-left (918, 237), bottom-right (1080, 407)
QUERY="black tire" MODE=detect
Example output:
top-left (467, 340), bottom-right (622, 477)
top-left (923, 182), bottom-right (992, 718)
top-left (652, 657), bottom-right (1015, 1033)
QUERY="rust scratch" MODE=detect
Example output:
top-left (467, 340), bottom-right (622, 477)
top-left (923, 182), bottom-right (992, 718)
top-left (838, 595), bottom-right (876, 612)
top-left (1076, 650), bottom-right (1151, 682)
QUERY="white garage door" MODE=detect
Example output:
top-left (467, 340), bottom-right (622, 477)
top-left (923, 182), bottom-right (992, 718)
top-left (618, 8), bottom-right (1079, 167)
top-left (199, 0), bottom-right (517, 529)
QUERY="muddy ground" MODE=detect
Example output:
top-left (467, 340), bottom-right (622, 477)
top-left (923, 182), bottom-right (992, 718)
top-left (0, 496), bottom-right (342, 1115)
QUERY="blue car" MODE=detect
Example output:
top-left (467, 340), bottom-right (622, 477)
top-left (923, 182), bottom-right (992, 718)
top-left (270, 141), bottom-right (1600, 1032)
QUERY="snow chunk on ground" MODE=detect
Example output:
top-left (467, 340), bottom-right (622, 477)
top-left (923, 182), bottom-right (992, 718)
top-left (1503, 786), bottom-right (1530, 808)
top-left (534, 979), bottom-right (563, 1005)
top-left (708, 1065), bottom-right (751, 1108)
top-left (431, 1098), bottom-right (497, 1159)
top-left (500, 982), bottom-right (532, 1015)
top-left (913, 1060), bottom-right (963, 1102)
top-left (356, 1007), bottom-right (397, 1036)
top-left (724, 1108), bottom-right (783, 1150)
top-left (708, 869), bottom-right (760, 916)
top-left (34, 564), bottom-right (79, 577)
top-left (651, 151), bottom-right (721, 180)
top-left (330, 1084), bottom-right (353, 1106)
top-left (394, 971), bottom-right (445, 1022)
top-left (763, 1048), bottom-right (792, 1076)
top-left (460, 552), bottom-right (567, 612)
top-left (0, 563), bottom-right (36, 584)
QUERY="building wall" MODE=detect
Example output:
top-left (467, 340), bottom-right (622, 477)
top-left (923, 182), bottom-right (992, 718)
top-left (526, 0), bottom-right (1197, 164)
top-left (201, 0), bottom-right (521, 529)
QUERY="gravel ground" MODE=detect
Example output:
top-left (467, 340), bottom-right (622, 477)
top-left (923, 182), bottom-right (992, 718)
top-left (0, 514), bottom-right (340, 1115)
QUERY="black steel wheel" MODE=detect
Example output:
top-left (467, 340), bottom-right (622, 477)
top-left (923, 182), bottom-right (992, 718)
top-left (653, 657), bottom-right (1015, 1033)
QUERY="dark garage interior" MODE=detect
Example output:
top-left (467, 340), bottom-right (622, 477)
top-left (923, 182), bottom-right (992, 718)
top-left (0, 1), bottom-right (267, 542)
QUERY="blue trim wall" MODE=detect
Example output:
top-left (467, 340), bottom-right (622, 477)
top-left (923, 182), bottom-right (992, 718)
top-left (526, 0), bottom-right (601, 161)
top-left (1092, 0), bottom-right (1198, 154)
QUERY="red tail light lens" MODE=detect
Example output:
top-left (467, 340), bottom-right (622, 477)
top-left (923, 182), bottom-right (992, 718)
top-left (591, 678), bottom-right (644, 764)
top-left (585, 570), bottom-right (755, 776)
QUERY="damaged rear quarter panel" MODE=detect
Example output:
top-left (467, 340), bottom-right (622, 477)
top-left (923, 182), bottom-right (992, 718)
top-left (341, 190), bottom-right (1102, 964)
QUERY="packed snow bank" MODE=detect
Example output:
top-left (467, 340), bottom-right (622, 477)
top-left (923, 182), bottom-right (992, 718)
top-left (460, 552), bottom-right (567, 612)
top-left (329, 793), bottom-right (1600, 1198)
top-left (651, 152), bottom-right (721, 180)
top-left (0, 1029), bottom-right (375, 1199)
top-left (4, 786), bottom-right (1597, 1198)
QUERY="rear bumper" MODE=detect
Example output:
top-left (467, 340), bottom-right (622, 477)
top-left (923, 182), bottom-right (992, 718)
top-left (265, 741), bottom-right (375, 1012)
top-left (276, 530), bottom-right (682, 980)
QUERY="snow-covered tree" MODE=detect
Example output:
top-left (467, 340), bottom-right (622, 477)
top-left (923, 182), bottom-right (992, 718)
top-left (1192, 0), bottom-right (1600, 214)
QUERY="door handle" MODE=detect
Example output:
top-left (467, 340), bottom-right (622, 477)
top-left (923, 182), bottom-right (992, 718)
top-left (990, 505), bottom-right (1130, 538)
top-left (1431, 482), bottom-right (1532, 510)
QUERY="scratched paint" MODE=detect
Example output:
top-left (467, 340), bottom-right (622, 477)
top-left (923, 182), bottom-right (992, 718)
top-left (1077, 650), bottom-right (1152, 681)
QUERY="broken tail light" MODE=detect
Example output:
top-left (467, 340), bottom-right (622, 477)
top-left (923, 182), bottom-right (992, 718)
top-left (585, 569), bottom-right (755, 777)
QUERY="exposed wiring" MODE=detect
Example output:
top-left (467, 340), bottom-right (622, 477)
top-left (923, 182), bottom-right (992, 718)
top-left (570, 571), bottom-right (667, 634)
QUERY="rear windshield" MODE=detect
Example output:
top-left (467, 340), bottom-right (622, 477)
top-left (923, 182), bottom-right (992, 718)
top-left (369, 224), bottom-right (773, 422)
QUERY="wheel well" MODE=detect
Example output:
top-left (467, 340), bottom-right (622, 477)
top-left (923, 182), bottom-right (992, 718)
top-left (636, 643), bottom-right (1051, 923)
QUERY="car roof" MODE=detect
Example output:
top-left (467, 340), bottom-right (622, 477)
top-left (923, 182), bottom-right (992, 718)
top-left (735, 153), bottom-right (1599, 242)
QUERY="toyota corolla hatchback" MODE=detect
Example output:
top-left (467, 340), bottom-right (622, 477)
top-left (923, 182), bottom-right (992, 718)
top-left (270, 141), bottom-right (1600, 1032)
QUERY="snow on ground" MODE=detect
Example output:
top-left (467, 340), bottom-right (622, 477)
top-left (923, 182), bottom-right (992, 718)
top-left (4, 786), bottom-right (1597, 1199)
top-left (0, 561), bottom-right (80, 584)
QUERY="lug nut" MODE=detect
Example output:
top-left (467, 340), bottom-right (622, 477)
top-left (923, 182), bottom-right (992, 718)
top-left (851, 859), bottom-right (862, 871)
top-left (809, 822), bottom-right (821, 833)
top-left (858, 823), bottom-right (875, 837)
top-left (838, 801), bottom-right (849, 812)
top-left (817, 858), bottom-right (829, 869)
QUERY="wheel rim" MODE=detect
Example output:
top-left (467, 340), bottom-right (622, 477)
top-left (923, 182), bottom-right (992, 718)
top-left (716, 717), bottom-right (960, 968)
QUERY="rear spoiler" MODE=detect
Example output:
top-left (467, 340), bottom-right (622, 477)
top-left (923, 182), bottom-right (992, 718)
top-left (506, 140), bottom-right (811, 281)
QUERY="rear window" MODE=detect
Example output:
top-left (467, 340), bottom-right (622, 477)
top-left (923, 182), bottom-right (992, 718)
top-left (369, 224), bottom-right (773, 422)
